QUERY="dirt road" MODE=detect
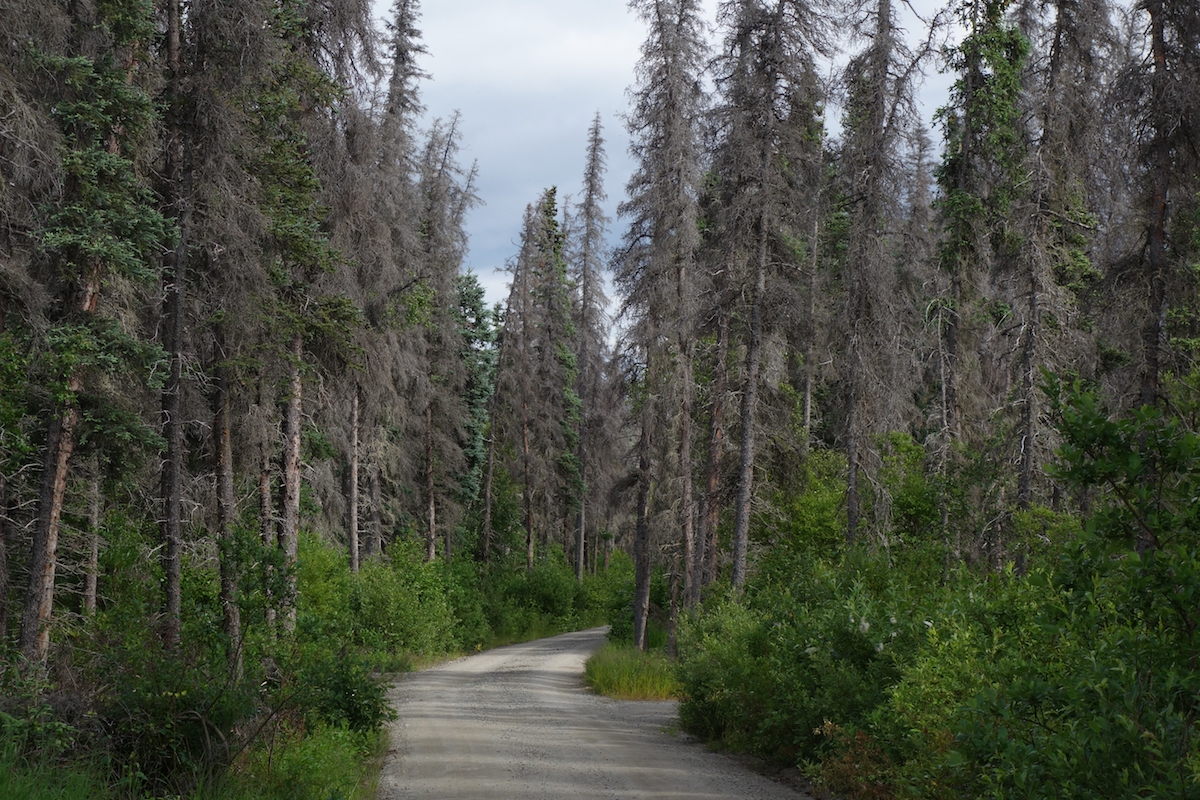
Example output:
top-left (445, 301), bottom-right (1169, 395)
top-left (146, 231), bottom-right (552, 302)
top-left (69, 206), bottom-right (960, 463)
top-left (377, 627), bottom-right (812, 800)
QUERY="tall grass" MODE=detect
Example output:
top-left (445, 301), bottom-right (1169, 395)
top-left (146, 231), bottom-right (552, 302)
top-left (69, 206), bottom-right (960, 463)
top-left (0, 746), bottom-right (109, 800)
top-left (583, 643), bottom-right (681, 700)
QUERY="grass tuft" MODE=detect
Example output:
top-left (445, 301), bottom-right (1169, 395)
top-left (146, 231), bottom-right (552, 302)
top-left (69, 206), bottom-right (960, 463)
top-left (583, 643), bottom-right (681, 701)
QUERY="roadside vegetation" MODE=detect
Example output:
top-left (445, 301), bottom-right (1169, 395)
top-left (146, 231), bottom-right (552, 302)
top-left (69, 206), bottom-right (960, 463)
top-left (583, 643), bottom-right (680, 701)
top-left (0, 544), bottom-right (632, 800)
top-left (674, 380), bottom-right (1200, 799)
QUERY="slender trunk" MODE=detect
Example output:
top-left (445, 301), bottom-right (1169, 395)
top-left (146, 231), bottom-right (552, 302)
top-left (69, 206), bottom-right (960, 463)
top-left (522, 406), bottom-right (533, 572)
top-left (804, 220), bottom-right (817, 440)
top-left (19, 395), bottom-right (80, 665)
top-left (19, 261), bottom-right (101, 666)
top-left (1142, 1), bottom-right (1170, 410)
top-left (1017, 262), bottom-right (1039, 509)
top-left (278, 333), bottom-right (303, 632)
top-left (697, 303), bottom-right (729, 597)
top-left (347, 388), bottom-right (359, 573)
top-left (260, 421), bottom-right (275, 629)
top-left (678, 341), bottom-right (695, 606)
top-left (214, 344), bottom-right (242, 677)
top-left (158, 0), bottom-right (187, 655)
top-left (667, 565), bottom-right (679, 659)
top-left (481, 426), bottom-right (496, 564)
top-left (846, 354), bottom-right (861, 544)
top-left (0, 470), bottom-right (8, 644)
top-left (368, 463), bottom-right (383, 556)
top-left (731, 218), bottom-right (768, 593)
top-left (575, 492), bottom-right (586, 581)
top-left (84, 458), bottom-right (100, 613)
top-left (160, 244), bottom-right (184, 651)
top-left (425, 402), bottom-right (437, 563)
top-left (632, 410), bottom-right (652, 651)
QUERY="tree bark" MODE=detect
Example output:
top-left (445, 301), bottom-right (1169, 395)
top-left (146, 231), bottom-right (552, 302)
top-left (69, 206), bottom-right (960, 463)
top-left (367, 463), bottom-right (383, 557)
top-left (214, 343), bottom-right (242, 677)
top-left (278, 333), bottom-right (303, 632)
top-left (1017, 261), bottom-right (1040, 510)
top-left (84, 458), bottom-right (100, 613)
top-left (678, 340), bottom-right (695, 605)
top-left (19, 262), bottom-right (101, 666)
top-left (1142, 0), bottom-right (1170, 410)
top-left (19, 392), bottom-right (80, 665)
top-left (632, 410), bottom-right (652, 651)
top-left (731, 217), bottom-right (768, 593)
top-left (523, 406), bottom-right (534, 572)
top-left (425, 402), bottom-right (437, 563)
top-left (0, 469), bottom-right (8, 644)
top-left (481, 425), bottom-right (496, 564)
top-left (158, 0), bottom-right (187, 656)
top-left (697, 303), bottom-right (729, 598)
top-left (347, 387), bottom-right (360, 572)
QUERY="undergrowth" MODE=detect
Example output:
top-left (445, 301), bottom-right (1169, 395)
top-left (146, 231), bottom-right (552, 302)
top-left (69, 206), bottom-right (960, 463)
top-left (583, 642), bottom-right (680, 700)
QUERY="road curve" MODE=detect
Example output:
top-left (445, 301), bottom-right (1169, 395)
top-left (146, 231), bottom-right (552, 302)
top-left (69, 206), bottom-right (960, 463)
top-left (377, 627), bottom-right (811, 800)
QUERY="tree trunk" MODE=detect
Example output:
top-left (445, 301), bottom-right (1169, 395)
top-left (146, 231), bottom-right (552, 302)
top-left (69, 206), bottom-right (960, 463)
top-left (632, 410), bottom-right (652, 651)
top-left (846, 354), bottom-right (861, 544)
top-left (259, 410), bottom-right (275, 628)
top-left (678, 341), bottom-right (695, 606)
top-left (697, 303), bottom-right (729, 598)
top-left (804, 220), bottom-right (818, 439)
top-left (425, 402), bottom-right (437, 563)
top-left (84, 458), bottom-right (100, 613)
top-left (523, 407), bottom-right (534, 572)
top-left (214, 346), bottom-right (242, 677)
top-left (1017, 261), bottom-right (1040, 510)
top-left (19, 393), bottom-right (80, 666)
top-left (19, 263), bottom-right (100, 666)
top-left (278, 333), bottom-right (303, 632)
top-left (347, 388), bottom-right (360, 573)
top-left (481, 425), bottom-right (496, 564)
top-left (0, 470), bottom-right (8, 644)
top-left (367, 463), bottom-right (383, 556)
top-left (575, 489), bottom-right (586, 581)
top-left (160, 244), bottom-right (185, 651)
top-left (731, 218), bottom-right (768, 593)
top-left (158, 0), bottom-right (187, 656)
top-left (1142, 0), bottom-right (1170, 410)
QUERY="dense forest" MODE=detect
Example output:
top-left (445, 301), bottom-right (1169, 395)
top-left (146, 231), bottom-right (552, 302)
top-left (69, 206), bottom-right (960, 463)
top-left (1, 0), bottom-right (1199, 797)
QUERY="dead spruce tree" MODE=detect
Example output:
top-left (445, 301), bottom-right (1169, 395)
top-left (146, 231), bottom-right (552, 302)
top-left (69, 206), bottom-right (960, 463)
top-left (615, 0), bottom-right (708, 646)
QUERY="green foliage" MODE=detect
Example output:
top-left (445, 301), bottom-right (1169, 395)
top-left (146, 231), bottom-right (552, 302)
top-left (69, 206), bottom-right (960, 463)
top-left (770, 447), bottom-right (847, 553)
top-left (583, 643), bottom-right (680, 700)
top-left (227, 724), bottom-right (380, 800)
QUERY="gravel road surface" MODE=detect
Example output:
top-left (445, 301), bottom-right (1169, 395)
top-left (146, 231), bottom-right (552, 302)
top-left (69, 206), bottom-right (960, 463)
top-left (377, 627), bottom-right (812, 800)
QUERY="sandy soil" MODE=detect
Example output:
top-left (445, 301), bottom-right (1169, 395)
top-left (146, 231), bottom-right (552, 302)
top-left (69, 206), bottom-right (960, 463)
top-left (377, 627), bottom-right (814, 800)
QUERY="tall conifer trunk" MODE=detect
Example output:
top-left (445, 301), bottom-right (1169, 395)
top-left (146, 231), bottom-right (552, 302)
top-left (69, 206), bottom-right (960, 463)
top-left (278, 333), bottom-right (303, 632)
top-left (347, 388), bottom-right (360, 572)
top-left (20, 262), bottom-right (101, 665)
top-left (0, 470), bottom-right (8, 645)
top-left (158, 0), bottom-right (186, 656)
top-left (731, 215), bottom-right (768, 593)
top-left (20, 382), bottom-right (81, 665)
top-left (367, 464), bottom-right (383, 556)
top-left (696, 303), bottom-right (728, 599)
top-left (84, 459), bottom-right (100, 613)
top-left (214, 341), bottom-right (242, 676)
top-left (425, 402), bottom-right (437, 563)
top-left (1142, 0), bottom-right (1170, 409)
top-left (633, 410), bottom-right (652, 651)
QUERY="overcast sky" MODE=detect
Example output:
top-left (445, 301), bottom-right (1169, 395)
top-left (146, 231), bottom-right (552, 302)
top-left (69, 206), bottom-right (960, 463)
top-left (386, 0), bottom-right (949, 310)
